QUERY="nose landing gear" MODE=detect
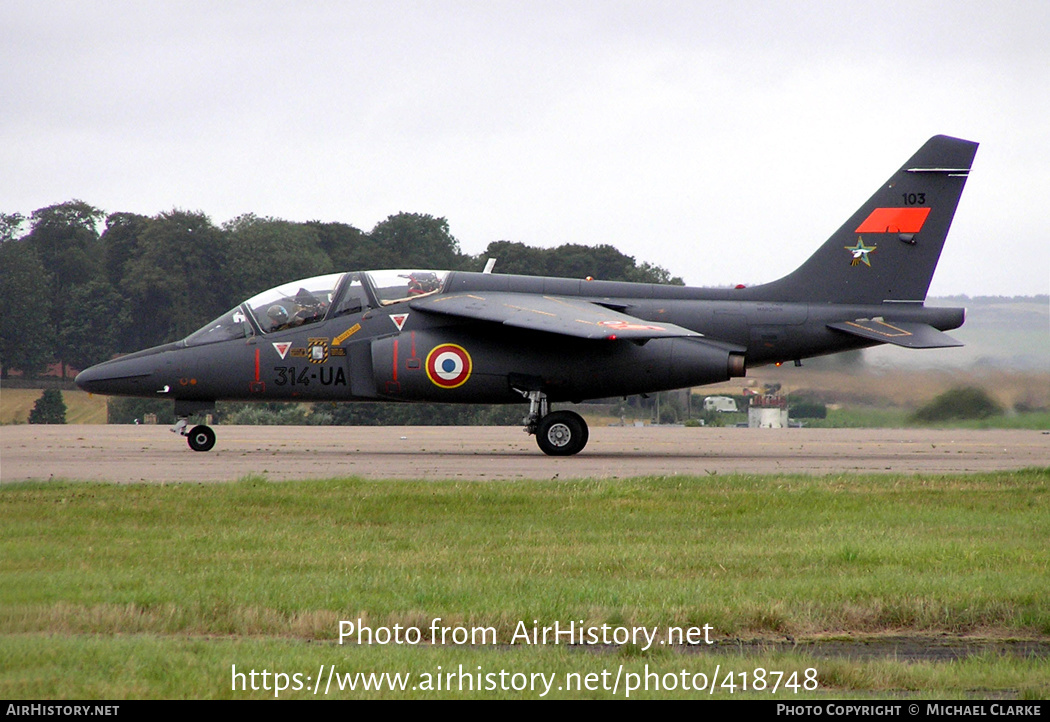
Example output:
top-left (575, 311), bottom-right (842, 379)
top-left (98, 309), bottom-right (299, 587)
top-left (171, 417), bottom-right (217, 452)
top-left (520, 390), bottom-right (589, 456)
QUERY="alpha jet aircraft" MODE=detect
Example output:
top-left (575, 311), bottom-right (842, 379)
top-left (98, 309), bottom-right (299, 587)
top-left (76, 135), bottom-right (977, 456)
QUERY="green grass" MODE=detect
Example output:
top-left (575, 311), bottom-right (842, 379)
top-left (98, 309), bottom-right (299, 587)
top-left (2, 470), bottom-right (1048, 698)
top-left (4, 634), bottom-right (1048, 699)
top-left (915, 411), bottom-right (1050, 430)
top-left (801, 407), bottom-right (909, 428)
top-left (801, 408), bottom-right (1050, 429)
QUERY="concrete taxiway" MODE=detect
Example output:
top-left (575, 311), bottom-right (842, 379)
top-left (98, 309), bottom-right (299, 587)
top-left (2, 425), bottom-right (1046, 483)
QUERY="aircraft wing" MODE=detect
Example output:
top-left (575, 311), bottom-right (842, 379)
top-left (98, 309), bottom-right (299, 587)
top-left (827, 319), bottom-right (963, 348)
top-left (410, 292), bottom-right (703, 341)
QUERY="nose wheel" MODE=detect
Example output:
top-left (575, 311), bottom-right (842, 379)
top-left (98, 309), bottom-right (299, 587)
top-left (186, 424), bottom-right (216, 452)
top-left (171, 418), bottom-right (217, 452)
top-left (520, 390), bottom-right (589, 456)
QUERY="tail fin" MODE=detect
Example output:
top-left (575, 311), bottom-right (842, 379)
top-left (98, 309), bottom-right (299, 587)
top-left (758, 135), bottom-right (978, 304)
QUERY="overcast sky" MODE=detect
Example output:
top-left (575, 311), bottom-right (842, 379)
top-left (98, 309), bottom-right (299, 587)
top-left (4, 1), bottom-right (1048, 296)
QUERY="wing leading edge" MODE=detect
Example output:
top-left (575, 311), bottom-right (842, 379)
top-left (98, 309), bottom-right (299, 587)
top-left (411, 292), bottom-right (702, 341)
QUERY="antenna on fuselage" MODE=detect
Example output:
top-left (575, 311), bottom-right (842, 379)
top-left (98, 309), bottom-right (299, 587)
top-left (483, 258), bottom-right (497, 274)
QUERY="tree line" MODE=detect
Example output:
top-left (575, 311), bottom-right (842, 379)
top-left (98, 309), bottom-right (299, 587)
top-left (1, 200), bottom-right (682, 379)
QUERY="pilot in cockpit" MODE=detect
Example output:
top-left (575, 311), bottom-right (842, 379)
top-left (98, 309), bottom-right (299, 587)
top-left (265, 304), bottom-right (291, 332)
top-left (265, 288), bottom-right (329, 332)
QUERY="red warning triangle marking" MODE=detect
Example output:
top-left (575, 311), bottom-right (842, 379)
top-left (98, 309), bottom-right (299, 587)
top-left (272, 342), bottom-right (292, 360)
top-left (390, 314), bottom-right (409, 331)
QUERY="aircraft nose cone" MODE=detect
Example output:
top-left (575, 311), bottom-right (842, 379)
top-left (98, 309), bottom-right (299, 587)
top-left (74, 364), bottom-right (110, 393)
top-left (74, 358), bottom-right (155, 395)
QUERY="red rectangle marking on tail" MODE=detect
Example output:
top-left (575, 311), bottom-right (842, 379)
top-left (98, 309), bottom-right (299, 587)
top-left (855, 207), bottom-right (931, 233)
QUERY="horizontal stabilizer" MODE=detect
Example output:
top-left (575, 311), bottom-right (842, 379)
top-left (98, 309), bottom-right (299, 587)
top-left (827, 319), bottom-right (963, 349)
top-left (412, 292), bottom-right (702, 341)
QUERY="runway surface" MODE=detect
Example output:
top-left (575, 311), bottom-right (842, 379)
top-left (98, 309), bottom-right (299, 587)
top-left (2, 425), bottom-right (1046, 483)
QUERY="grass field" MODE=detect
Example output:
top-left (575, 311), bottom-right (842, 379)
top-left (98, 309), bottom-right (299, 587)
top-left (0, 388), bottom-right (108, 425)
top-left (2, 470), bottom-right (1048, 699)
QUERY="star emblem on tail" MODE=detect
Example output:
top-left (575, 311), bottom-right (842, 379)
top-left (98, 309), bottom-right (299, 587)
top-left (845, 238), bottom-right (876, 267)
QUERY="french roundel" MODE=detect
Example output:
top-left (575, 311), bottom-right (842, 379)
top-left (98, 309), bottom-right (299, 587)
top-left (425, 344), bottom-right (473, 389)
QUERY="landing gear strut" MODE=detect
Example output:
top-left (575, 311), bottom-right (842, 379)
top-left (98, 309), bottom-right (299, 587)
top-left (520, 390), bottom-right (589, 456)
top-left (171, 418), bottom-right (216, 452)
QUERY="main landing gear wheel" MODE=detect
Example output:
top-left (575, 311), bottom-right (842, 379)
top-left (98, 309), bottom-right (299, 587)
top-left (519, 389), bottom-right (590, 456)
top-left (536, 410), bottom-right (589, 457)
top-left (186, 424), bottom-right (216, 452)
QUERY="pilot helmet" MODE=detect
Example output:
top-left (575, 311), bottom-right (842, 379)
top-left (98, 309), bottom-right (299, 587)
top-left (266, 304), bottom-right (289, 326)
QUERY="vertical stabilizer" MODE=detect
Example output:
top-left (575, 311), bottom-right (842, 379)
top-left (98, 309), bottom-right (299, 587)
top-left (757, 135), bottom-right (978, 303)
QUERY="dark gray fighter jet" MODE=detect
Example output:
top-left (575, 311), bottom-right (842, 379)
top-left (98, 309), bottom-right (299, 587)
top-left (76, 135), bottom-right (977, 455)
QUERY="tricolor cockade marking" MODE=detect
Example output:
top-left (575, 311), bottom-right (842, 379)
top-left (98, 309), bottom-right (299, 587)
top-left (425, 344), bottom-right (472, 389)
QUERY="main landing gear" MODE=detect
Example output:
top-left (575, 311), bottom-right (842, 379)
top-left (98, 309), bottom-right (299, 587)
top-left (521, 390), bottom-right (589, 456)
top-left (171, 418), bottom-right (216, 452)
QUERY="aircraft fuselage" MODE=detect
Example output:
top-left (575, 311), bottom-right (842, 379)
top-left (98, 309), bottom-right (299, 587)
top-left (75, 271), bottom-right (964, 409)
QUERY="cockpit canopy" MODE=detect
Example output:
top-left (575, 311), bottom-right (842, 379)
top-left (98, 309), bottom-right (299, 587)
top-left (183, 270), bottom-right (449, 347)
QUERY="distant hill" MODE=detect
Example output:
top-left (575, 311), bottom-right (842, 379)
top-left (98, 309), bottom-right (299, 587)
top-left (866, 295), bottom-right (1049, 370)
